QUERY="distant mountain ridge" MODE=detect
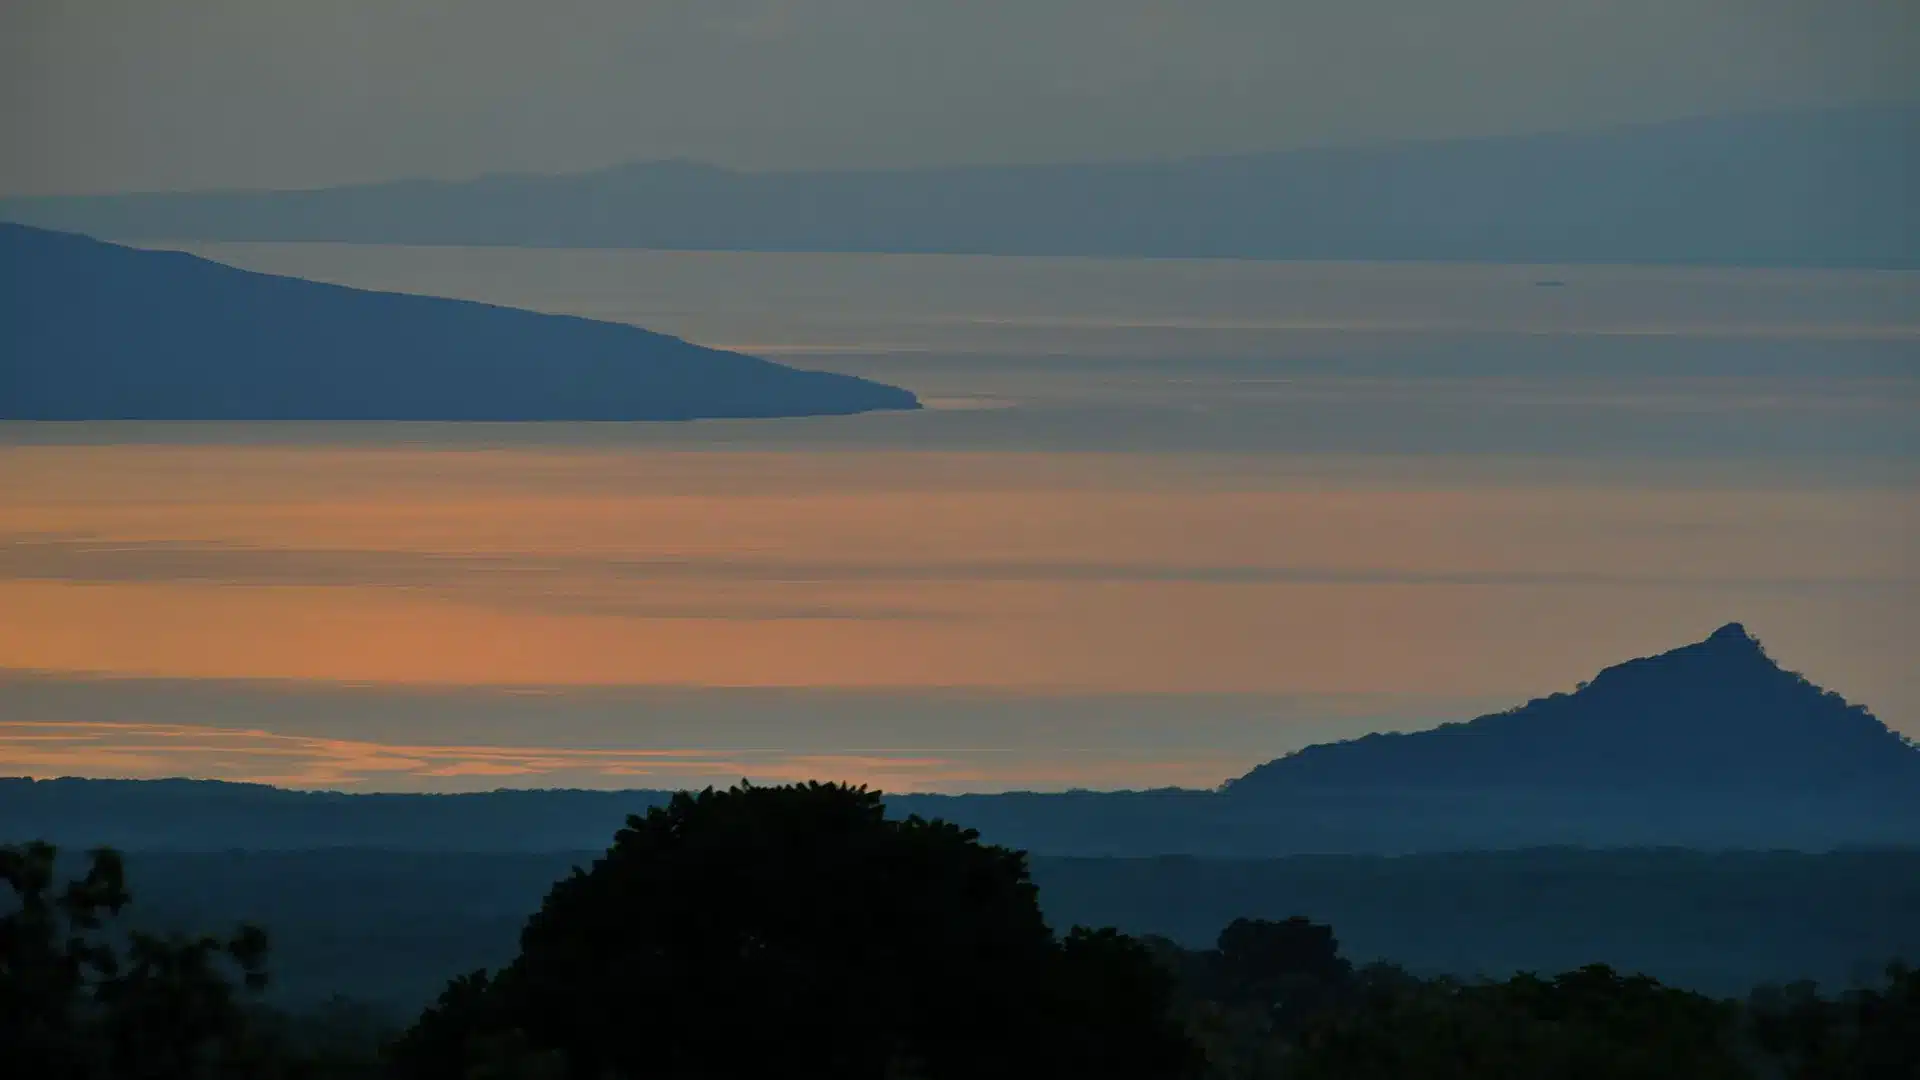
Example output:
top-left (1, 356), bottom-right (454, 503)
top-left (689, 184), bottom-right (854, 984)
top-left (3, 106), bottom-right (1914, 266)
top-left (0, 223), bottom-right (918, 420)
top-left (1228, 623), bottom-right (1919, 797)
top-left (4, 624), bottom-right (1916, 854)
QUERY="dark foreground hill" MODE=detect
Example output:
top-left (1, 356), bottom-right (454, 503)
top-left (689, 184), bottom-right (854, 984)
top-left (4, 625), bottom-right (1916, 853)
top-left (4, 106), bottom-right (1914, 266)
top-left (0, 224), bottom-right (918, 420)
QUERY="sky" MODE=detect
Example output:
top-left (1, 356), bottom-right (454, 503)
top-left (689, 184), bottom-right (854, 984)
top-left (2, 0), bottom-right (1918, 195)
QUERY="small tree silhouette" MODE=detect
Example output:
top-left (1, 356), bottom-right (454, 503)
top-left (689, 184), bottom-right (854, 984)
top-left (1, 840), bottom-right (271, 1080)
top-left (1208, 916), bottom-right (1355, 1034)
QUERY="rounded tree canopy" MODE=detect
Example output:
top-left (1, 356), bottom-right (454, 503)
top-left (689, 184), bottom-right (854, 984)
top-left (394, 781), bottom-right (1198, 1080)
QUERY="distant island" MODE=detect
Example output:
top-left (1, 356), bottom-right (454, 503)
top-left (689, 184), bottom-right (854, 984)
top-left (0, 224), bottom-right (918, 420)
top-left (5, 623), bottom-right (1916, 855)
top-left (3, 106), bottom-right (1914, 267)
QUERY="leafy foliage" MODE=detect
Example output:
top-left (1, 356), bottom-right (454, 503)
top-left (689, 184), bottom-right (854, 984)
top-left (1279, 965), bottom-right (1750, 1080)
top-left (391, 781), bottom-right (1200, 1080)
top-left (1749, 962), bottom-right (1920, 1080)
top-left (12, 786), bottom-right (1915, 1080)
top-left (1209, 916), bottom-right (1354, 1031)
top-left (1154, 925), bottom-right (1919, 1080)
top-left (1, 840), bottom-right (272, 1080)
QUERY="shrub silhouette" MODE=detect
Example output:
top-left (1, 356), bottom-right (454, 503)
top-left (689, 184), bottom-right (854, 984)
top-left (1271, 964), bottom-right (1751, 1080)
top-left (1750, 961), bottom-right (1919, 1080)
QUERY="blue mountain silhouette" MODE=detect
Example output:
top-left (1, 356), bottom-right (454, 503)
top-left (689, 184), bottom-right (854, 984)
top-left (0, 224), bottom-right (918, 420)
top-left (1226, 623), bottom-right (1919, 797)
top-left (4, 106), bottom-right (1912, 266)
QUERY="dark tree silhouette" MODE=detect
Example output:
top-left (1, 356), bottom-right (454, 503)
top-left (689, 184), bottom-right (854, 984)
top-left (1, 840), bottom-right (271, 1080)
top-left (1284, 964), bottom-right (1750, 1080)
top-left (1045, 928), bottom-right (1206, 1079)
top-left (1750, 962), bottom-right (1919, 1080)
top-left (391, 781), bottom-right (1200, 1080)
top-left (1209, 916), bottom-right (1354, 1033)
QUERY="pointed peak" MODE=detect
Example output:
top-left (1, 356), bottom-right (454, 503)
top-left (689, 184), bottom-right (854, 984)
top-left (1692, 622), bottom-right (1775, 664)
top-left (1706, 621), bottom-right (1754, 645)
top-left (1584, 620), bottom-right (1777, 689)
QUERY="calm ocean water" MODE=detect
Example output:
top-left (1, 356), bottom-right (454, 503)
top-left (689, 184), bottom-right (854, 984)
top-left (1, 246), bottom-right (1914, 790)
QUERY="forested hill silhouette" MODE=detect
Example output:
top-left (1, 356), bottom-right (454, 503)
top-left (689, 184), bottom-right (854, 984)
top-left (0, 224), bottom-right (917, 420)
top-left (1226, 623), bottom-right (1920, 798)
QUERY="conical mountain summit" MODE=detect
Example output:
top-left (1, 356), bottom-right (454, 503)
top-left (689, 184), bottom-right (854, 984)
top-left (1228, 623), bottom-right (1917, 797)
